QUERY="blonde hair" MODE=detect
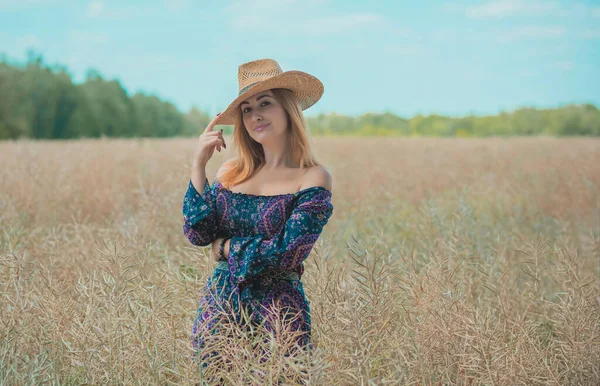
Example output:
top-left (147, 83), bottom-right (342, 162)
top-left (218, 88), bottom-right (321, 188)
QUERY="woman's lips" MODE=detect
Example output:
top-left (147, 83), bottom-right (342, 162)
top-left (255, 123), bottom-right (270, 131)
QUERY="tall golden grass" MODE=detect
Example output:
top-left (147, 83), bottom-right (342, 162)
top-left (0, 137), bottom-right (598, 385)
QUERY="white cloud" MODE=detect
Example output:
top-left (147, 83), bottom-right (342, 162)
top-left (382, 44), bottom-right (419, 56)
top-left (463, 71), bottom-right (486, 81)
top-left (16, 34), bottom-right (41, 47)
top-left (556, 61), bottom-right (573, 71)
top-left (85, 0), bottom-right (104, 17)
top-left (464, 0), bottom-right (600, 19)
top-left (432, 28), bottom-right (459, 42)
top-left (162, 0), bottom-right (190, 11)
top-left (570, 2), bottom-right (600, 18)
top-left (227, 0), bottom-right (324, 30)
top-left (226, 0), bottom-right (384, 36)
top-left (0, 0), bottom-right (59, 10)
top-left (14, 34), bottom-right (42, 54)
top-left (498, 26), bottom-right (565, 41)
top-left (2, 34), bottom-right (43, 59)
top-left (522, 42), bottom-right (569, 57)
top-left (84, 0), bottom-right (157, 19)
top-left (229, 14), bottom-right (262, 29)
top-left (582, 29), bottom-right (600, 39)
top-left (519, 70), bottom-right (537, 77)
top-left (303, 14), bottom-right (383, 35)
top-left (466, 0), bottom-right (520, 19)
top-left (69, 30), bottom-right (109, 45)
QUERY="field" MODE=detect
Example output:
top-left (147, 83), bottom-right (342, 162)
top-left (1, 137), bottom-right (599, 385)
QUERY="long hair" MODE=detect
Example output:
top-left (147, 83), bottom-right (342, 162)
top-left (218, 88), bottom-right (321, 188)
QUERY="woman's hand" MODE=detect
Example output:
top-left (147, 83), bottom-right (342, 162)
top-left (211, 238), bottom-right (230, 262)
top-left (194, 114), bottom-right (227, 169)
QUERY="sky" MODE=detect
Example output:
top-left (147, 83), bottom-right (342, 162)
top-left (1, 0), bottom-right (599, 118)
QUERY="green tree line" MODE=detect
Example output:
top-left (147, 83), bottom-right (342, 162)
top-left (1, 53), bottom-right (598, 139)
top-left (308, 104), bottom-right (600, 137)
top-left (0, 53), bottom-right (211, 140)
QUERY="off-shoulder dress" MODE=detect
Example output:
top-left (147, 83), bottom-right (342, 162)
top-left (182, 177), bottom-right (334, 354)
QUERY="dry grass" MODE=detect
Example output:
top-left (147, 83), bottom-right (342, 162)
top-left (0, 136), bottom-right (599, 385)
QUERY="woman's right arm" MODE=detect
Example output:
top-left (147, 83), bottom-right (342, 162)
top-left (182, 114), bottom-right (227, 247)
top-left (190, 113), bottom-right (226, 191)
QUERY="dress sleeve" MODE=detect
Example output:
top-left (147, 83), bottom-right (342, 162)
top-left (227, 187), bottom-right (334, 285)
top-left (182, 178), bottom-right (220, 247)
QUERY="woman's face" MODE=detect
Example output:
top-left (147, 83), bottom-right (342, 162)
top-left (240, 89), bottom-right (288, 143)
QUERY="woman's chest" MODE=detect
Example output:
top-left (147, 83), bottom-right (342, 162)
top-left (227, 167), bottom-right (309, 196)
top-left (214, 192), bottom-right (295, 238)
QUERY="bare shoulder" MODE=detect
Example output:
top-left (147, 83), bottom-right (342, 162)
top-left (300, 165), bottom-right (333, 192)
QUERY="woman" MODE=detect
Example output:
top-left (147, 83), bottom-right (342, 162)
top-left (182, 59), bottom-right (334, 364)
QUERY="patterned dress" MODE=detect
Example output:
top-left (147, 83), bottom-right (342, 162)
top-left (182, 176), bottom-right (334, 356)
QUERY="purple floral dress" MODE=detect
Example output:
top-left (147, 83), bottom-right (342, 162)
top-left (182, 177), bottom-right (334, 355)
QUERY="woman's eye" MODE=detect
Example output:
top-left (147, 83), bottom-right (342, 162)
top-left (242, 101), bottom-right (270, 114)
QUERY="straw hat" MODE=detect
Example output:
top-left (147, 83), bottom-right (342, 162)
top-left (214, 58), bottom-right (324, 126)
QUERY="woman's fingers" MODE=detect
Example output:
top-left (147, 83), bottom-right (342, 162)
top-left (210, 136), bottom-right (225, 152)
top-left (203, 113), bottom-right (222, 134)
top-left (201, 127), bottom-right (226, 153)
top-left (218, 138), bottom-right (227, 151)
top-left (203, 131), bottom-right (222, 136)
top-left (202, 131), bottom-right (226, 145)
top-left (216, 130), bottom-right (226, 151)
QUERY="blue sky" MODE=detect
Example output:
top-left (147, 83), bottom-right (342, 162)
top-left (1, 0), bottom-right (599, 118)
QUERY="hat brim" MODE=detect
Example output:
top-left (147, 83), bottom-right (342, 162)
top-left (213, 70), bottom-right (324, 126)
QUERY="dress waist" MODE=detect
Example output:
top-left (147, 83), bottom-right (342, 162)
top-left (215, 260), bottom-right (300, 281)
